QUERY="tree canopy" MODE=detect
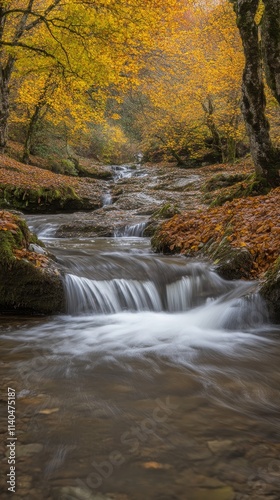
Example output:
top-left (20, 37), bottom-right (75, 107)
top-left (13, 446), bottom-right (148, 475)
top-left (0, 0), bottom-right (279, 182)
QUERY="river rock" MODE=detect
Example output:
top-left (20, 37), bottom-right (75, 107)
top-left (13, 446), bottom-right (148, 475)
top-left (260, 257), bottom-right (280, 321)
top-left (57, 487), bottom-right (128, 500)
top-left (207, 440), bottom-right (234, 454)
top-left (186, 487), bottom-right (235, 500)
top-left (0, 211), bottom-right (64, 314)
top-left (12, 443), bottom-right (43, 458)
top-left (208, 240), bottom-right (254, 280)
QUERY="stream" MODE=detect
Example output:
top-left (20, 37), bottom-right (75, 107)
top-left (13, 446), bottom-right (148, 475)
top-left (1, 164), bottom-right (280, 500)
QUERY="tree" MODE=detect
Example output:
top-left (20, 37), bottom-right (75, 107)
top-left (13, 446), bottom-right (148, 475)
top-left (230, 0), bottom-right (280, 185)
top-left (122, 1), bottom-right (245, 165)
top-left (1, 0), bottom-right (180, 154)
top-left (0, 0), bottom-right (64, 152)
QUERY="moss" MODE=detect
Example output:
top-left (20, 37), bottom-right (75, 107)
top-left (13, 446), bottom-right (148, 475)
top-left (207, 238), bottom-right (254, 279)
top-left (0, 183), bottom-right (85, 213)
top-left (0, 214), bottom-right (38, 265)
top-left (151, 203), bottom-right (181, 220)
top-left (203, 173), bottom-right (248, 193)
top-left (0, 212), bottom-right (64, 314)
top-left (143, 221), bottom-right (160, 237)
top-left (0, 259), bottom-right (64, 314)
top-left (0, 231), bottom-right (16, 266)
top-left (260, 257), bottom-right (280, 321)
top-left (204, 175), bottom-right (270, 207)
top-left (77, 166), bottom-right (113, 180)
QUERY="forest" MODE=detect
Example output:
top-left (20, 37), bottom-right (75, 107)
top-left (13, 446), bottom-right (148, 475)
top-left (1, 2), bottom-right (280, 499)
top-left (0, 0), bottom-right (278, 172)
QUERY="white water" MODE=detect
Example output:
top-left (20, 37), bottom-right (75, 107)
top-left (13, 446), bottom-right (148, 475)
top-left (2, 213), bottom-right (280, 500)
top-left (101, 192), bottom-right (112, 206)
top-left (114, 221), bottom-right (147, 237)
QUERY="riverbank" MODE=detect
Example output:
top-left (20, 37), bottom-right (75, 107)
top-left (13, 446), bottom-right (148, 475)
top-left (0, 153), bottom-right (103, 212)
top-left (0, 211), bottom-right (63, 314)
top-left (1, 209), bottom-right (280, 500)
top-left (1, 152), bottom-right (279, 318)
top-left (151, 183), bottom-right (280, 320)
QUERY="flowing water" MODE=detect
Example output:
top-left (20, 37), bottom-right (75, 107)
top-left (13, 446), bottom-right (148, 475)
top-left (1, 167), bottom-right (280, 499)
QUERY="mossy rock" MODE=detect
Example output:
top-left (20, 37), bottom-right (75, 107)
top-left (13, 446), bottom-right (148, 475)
top-left (143, 221), bottom-right (161, 237)
top-left (151, 221), bottom-right (254, 279)
top-left (209, 239), bottom-right (254, 280)
top-left (0, 259), bottom-right (64, 314)
top-left (0, 184), bottom-right (92, 213)
top-left (151, 203), bottom-right (181, 220)
top-left (205, 176), bottom-right (270, 207)
top-left (203, 173), bottom-right (248, 193)
top-left (0, 212), bottom-right (64, 314)
top-left (0, 184), bottom-right (84, 213)
top-left (77, 165), bottom-right (113, 180)
top-left (260, 257), bottom-right (280, 322)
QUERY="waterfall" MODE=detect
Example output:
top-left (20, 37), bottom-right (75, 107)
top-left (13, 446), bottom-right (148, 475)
top-left (28, 221), bottom-right (58, 238)
top-left (65, 274), bottom-right (162, 314)
top-left (101, 192), bottom-right (112, 206)
top-left (64, 270), bottom-right (268, 330)
top-left (114, 222), bottom-right (147, 237)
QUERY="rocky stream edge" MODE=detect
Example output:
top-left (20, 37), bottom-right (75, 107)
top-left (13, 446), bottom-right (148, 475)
top-left (0, 208), bottom-right (279, 320)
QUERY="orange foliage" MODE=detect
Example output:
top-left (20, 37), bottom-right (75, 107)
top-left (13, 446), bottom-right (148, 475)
top-left (0, 210), bottom-right (49, 267)
top-left (14, 248), bottom-right (49, 268)
top-left (0, 154), bottom-right (98, 200)
top-left (0, 155), bottom-right (78, 191)
top-left (0, 211), bottom-right (19, 233)
top-left (158, 188), bottom-right (280, 277)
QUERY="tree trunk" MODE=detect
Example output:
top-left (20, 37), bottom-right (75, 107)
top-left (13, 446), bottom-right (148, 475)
top-left (231, 0), bottom-right (280, 186)
top-left (261, 0), bottom-right (280, 105)
top-left (22, 104), bottom-right (42, 164)
top-left (202, 96), bottom-right (224, 162)
top-left (0, 59), bottom-right (14, 153)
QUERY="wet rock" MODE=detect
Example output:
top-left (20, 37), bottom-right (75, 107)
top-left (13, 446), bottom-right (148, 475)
top-left (0, 212), bottom-right (64, 314)
top-left (186, 487), bottom-right (235, 500)
top-left (57, 487), bottom-right (127, 500)
top-left (209, 240), bottom-right (254, 280)
top-left (56, 221), bottom-right (114, 238)
top-left (207, 440), bottom-right (234, 454)
top-left (178, 471), bottom-right (226, 488)
top-left (17, 475), bottom-right (32, 489)
top-left (154, 175), bottom-right (200, 192)
top-left (115, 193), bottom-right (160, 212)
top-left (14, 443), bottom-right (43, 457)
top-left (260, 257), bottom-right (280, 321)
top-left (184, 446), bottom-right (213, 461)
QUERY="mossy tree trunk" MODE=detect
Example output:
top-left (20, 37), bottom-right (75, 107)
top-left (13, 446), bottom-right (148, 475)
top-left (230, 0), bottom-right (280, 186)
top-left (0, 56), bottom-right (14, 153)
top-left (202, 95), bottom-right (224, 162)
top-left (22, 104), bottom-right (42, 164)
top-left (261, 0), bottom-right (280, 105)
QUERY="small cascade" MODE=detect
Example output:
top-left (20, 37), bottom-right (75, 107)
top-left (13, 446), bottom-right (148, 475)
top-left (112, 164), bottom-right (147, 181)
top-left (65, 274), bottom-right (162, 314)
top-left (28, 221), bottom-right (58, 238)
top-left (64, 266), bottom-right (268, 330)
top-left (101, 192), bottom-right (112, 206)
top-left (114, 221), bottom-right (147, 237)
top-left (112, 164), bottom-right (134, 180)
